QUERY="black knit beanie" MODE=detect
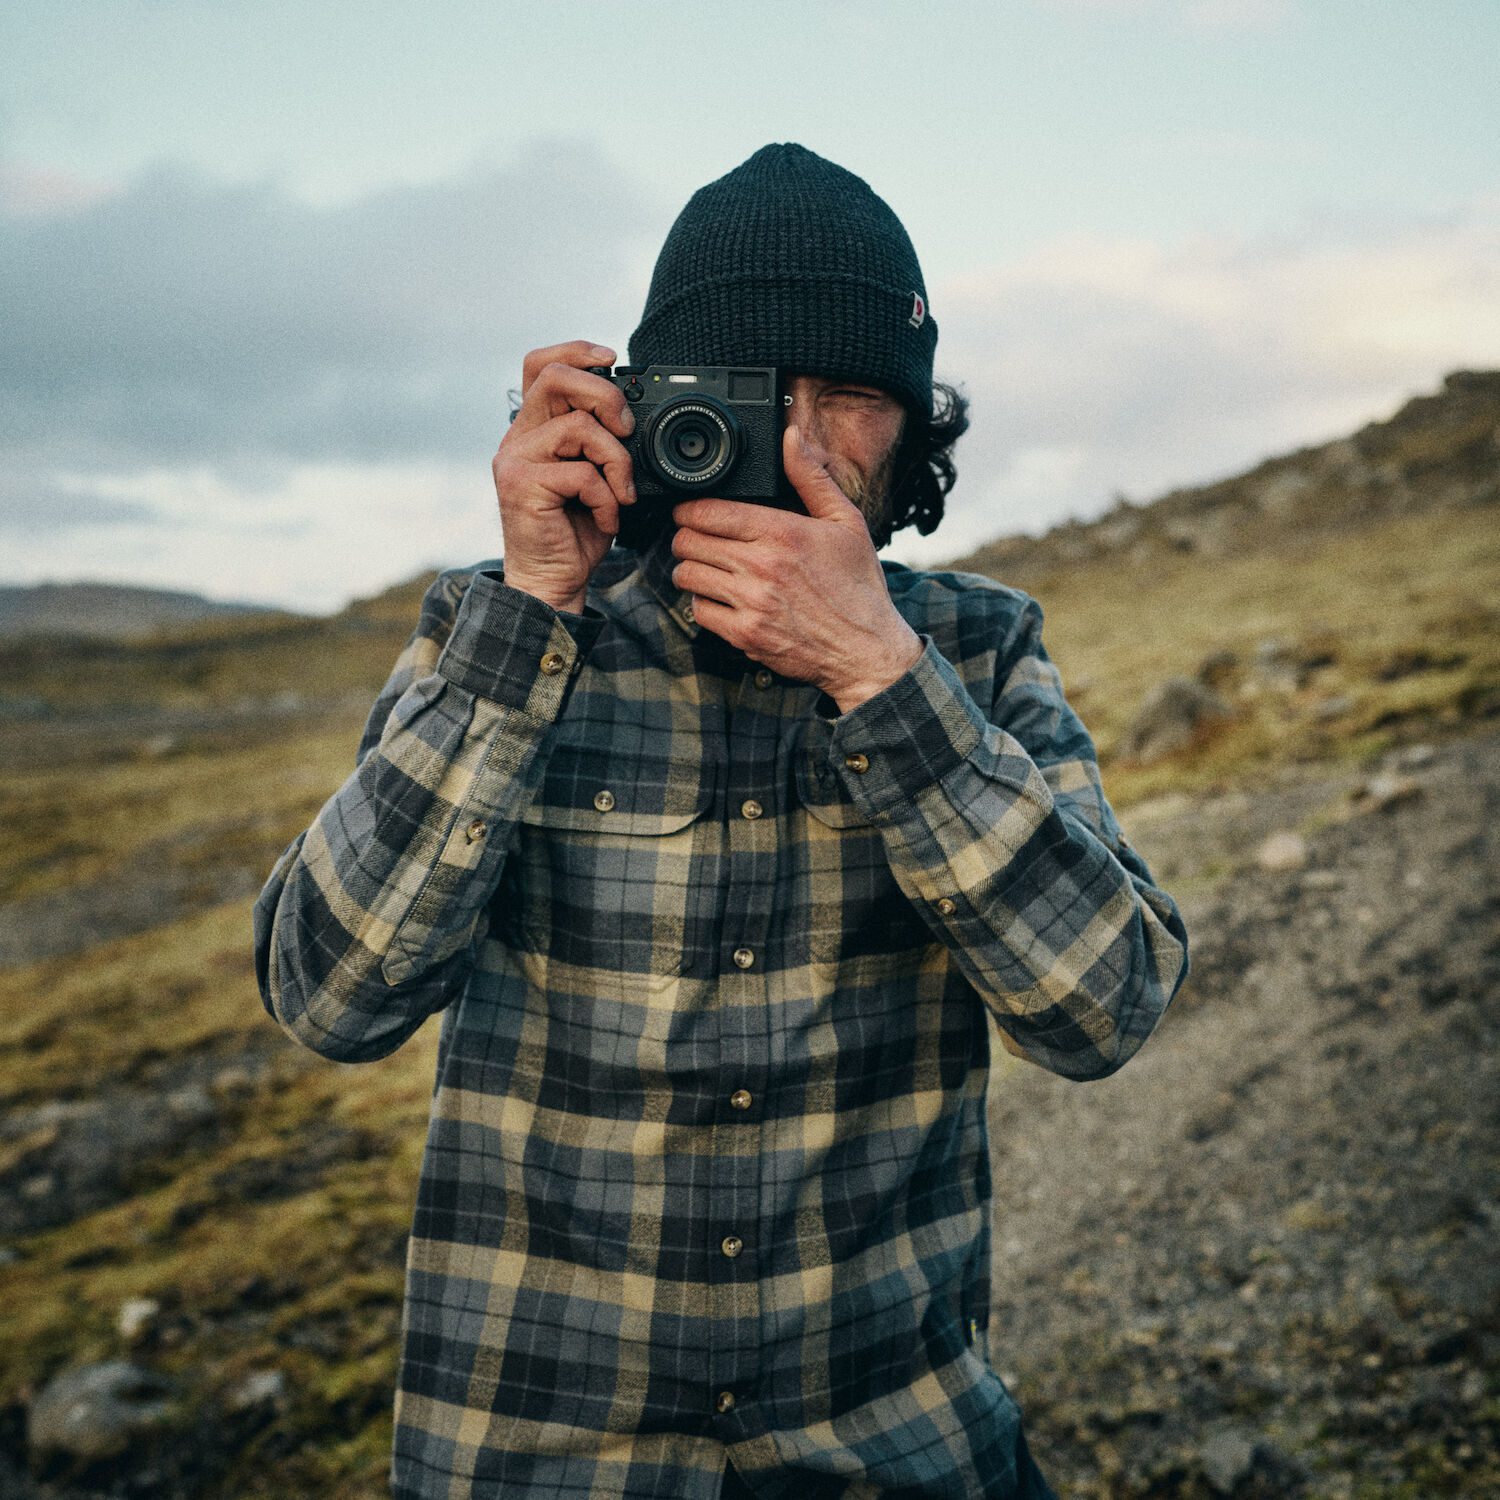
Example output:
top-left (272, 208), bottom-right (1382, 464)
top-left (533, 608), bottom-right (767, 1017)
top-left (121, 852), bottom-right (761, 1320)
top-left (628, 143), bottom-right (937, 419)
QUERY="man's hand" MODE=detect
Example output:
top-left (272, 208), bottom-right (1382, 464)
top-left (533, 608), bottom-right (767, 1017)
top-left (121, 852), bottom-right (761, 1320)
top-left (493, 341), bottom-right (638, 614)
top-left (671, 424), bottom-right (923, 712)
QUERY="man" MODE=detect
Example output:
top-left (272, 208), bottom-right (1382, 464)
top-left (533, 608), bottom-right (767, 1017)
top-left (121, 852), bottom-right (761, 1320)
top-left (254, 143), bottom-right (1189, 1499)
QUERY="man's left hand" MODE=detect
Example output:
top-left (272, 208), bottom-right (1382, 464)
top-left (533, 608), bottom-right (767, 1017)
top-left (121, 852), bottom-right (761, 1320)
top-left (671, 424), bottom-right (923, 713)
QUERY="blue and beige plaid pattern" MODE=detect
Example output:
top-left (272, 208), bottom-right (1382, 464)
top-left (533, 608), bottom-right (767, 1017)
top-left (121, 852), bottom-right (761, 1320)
top-left (254, 530), bottom-right (1189, 1499)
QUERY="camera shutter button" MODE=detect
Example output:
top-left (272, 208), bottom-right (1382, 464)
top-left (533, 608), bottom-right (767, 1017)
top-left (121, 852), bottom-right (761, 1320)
top-left (624, 380), bottom-right (644, 402)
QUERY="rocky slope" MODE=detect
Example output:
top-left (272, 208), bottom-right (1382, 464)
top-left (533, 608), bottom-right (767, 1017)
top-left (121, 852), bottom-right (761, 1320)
top-left (952, 370), bottom-right (1500, 591)
top-left (988, 730), bottom-right (1499, 1497)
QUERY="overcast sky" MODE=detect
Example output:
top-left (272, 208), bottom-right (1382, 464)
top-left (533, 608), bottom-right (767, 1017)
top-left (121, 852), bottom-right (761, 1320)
top-left (3, 0), bottom-right (1496, 612)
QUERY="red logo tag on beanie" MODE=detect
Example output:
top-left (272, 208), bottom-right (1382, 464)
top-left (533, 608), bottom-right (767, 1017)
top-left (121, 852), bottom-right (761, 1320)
top-left (909, 293), bottom-right (926, 329)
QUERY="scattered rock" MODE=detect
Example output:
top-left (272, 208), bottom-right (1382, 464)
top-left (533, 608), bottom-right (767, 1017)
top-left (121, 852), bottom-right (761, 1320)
top-left (1313, 694), bottom-right (1353, 722)
top-left (1393, 742), bottom-right (1437, 770)
top-left (1255, 638), bottom-right (1303, 690)
top-left (117, 1298), bottom-right (160, 1341)
top-left (139, 733), bottom-right (181, 759)
top-left (27, 1360), bottom-right (180, 1474)
top-left (1198, 649), bottom-right (1239, 689)
top-left (226, 1368), bottom-right (288, 1414)
top-left (1116, 677), bottom-right (1233, 763)
top-left (1201, 1424), bottom-right (1259, 1493)
top-left (1349, 772), bottom-right (1423, 814)
top-left (1256, 832), bottom-right (1308, 872)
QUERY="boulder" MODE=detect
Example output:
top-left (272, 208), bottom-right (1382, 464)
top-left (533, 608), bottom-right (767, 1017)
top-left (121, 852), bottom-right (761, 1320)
top-left (27, 1360), bottom-right (179, 1474)
top-left (1116, 677), bottom-right (1232, 763)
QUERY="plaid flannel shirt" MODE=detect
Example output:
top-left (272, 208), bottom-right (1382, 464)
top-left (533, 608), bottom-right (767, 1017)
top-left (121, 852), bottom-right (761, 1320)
top-left (253, 529), bottom-right (1189, 1499)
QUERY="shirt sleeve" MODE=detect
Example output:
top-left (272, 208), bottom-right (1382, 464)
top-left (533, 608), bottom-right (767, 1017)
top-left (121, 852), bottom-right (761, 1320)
top-left (824, 592), bottom-right (1190, 1080)
top-left (251, 566), bottom-right (604, 1063)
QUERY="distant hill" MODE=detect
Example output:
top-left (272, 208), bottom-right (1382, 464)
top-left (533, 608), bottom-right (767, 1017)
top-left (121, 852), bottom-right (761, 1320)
top-left (945, 368), bottom-right (1500, 589)
top-left (0, 581), bottom-right (280, 642)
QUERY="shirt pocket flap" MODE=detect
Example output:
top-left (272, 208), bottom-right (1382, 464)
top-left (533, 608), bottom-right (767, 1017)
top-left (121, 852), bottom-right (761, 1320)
top-left (521, 739), bottom-right (712, 836)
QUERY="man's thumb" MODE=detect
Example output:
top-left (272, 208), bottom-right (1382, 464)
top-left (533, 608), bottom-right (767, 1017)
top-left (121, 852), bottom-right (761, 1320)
top-left (784, 425), bottom-right (856, 520)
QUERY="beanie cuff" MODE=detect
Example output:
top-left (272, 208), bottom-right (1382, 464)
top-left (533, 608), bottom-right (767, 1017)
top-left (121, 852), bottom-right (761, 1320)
top-left (629, 275), bottom-right (937, 419)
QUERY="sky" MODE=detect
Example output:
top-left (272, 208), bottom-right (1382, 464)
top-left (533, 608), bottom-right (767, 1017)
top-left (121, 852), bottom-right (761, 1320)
top-left (2, 0), bottom-right (1497, 613)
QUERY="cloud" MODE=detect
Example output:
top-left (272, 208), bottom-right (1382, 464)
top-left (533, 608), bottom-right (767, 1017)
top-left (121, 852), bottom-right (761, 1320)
top-left (887, 196), bottom-right (1500, 568)
top-left (4, 136), bottom-right (1495, 611)
top-left (0, 472), bottom-right (166, 534)
top-left (0, 138), bottom-right (665, 475)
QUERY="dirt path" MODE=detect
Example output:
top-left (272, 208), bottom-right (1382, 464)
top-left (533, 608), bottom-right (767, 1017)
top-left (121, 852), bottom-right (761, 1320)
top-left (987, 729), bottom-right (1500, 1496)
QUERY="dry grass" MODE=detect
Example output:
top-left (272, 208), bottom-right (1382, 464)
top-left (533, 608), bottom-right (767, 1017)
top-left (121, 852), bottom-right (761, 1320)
top-left (0, 497), bottom-right (1496, 1494)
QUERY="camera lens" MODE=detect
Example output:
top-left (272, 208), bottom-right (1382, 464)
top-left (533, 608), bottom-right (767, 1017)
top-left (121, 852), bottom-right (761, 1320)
top-left (647, 398), bottom-right (739, 489)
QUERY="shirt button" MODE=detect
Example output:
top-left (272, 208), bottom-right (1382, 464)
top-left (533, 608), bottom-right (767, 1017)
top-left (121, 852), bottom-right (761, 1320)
top-left (844, 752), bottom-right (870, 774)
top-left (593, 789), bottom-right (616, 812)
top-left (740, 799), bottom-right (763, 820)
top-left (753, 669), bottom-right (773, 689)
top-left (715, 1390), bottom-right (736, 1414)
top-left (464, 818), bottom-right (488, 843)
top-left (681, 597), bottom-right (695, 623)
top-left (721, 1235), bottom-right (744, 1259)
top-left (934, 897), bottom-right (956, 916)
top-left (730, 1089), bottom-right (752, 1111)
top-left (732, 947), bottom-right (755, 970)
top-left (540, 651), bottom-right (566, 675)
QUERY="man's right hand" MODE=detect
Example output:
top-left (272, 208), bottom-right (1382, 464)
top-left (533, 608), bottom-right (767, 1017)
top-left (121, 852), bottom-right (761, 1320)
top-left (493, 341), bottom-right (638, 615)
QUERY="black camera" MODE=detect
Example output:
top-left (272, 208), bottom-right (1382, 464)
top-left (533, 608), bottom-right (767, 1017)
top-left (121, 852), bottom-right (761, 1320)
top-left (588, 365), bottom-right (789, 504)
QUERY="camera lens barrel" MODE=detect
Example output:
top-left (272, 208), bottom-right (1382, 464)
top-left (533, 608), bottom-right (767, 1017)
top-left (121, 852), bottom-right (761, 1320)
top-left (645, 397), bottom-right (741, 490)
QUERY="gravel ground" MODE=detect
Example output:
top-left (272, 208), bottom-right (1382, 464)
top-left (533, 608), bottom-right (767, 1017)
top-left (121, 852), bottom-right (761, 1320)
top-left (988, 729), bottom-right (1500, 1497)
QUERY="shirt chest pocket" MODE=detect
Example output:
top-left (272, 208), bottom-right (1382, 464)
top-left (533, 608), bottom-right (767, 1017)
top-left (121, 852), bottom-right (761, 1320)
top-left (490, 738), bottom-right (714, 980)
top-left (791, 728), bottom-right (931, 965)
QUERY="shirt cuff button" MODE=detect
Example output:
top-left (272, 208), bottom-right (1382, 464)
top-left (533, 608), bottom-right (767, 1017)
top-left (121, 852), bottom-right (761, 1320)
top-left (540, 651), bottom-right (566, 675)
top-left (844, 752), bottom-right (870, 774)
top-left (465, 819), bottom-right (488, 843)
top-left (934, 897), bottom-right (956, 916)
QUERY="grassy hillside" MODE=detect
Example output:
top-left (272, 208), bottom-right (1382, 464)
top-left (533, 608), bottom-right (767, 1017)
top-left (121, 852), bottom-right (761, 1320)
top-left (1, 374), bottom-right (1496, 1496)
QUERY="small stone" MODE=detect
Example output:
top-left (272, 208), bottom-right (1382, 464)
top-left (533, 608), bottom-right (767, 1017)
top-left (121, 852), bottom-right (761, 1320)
top-left (27, 1360), bottom-right (179, 1469)
top-left (1349, 772), bottom-right (1423, 813)
top-left (211, 1066), bottom-right (255, 1097)
top-left (1393, 742), bottom-right (1437, 770)
top-left (1313, 694), bottom-right (1353, 722)
top-left (1256, 831), bottom-right (1308, 872)
top-left (226, 1368), bottom-right (287, 1413)
top-left (1198, 649), bottom-right (1239, 688)
top-left (117, 1298), bottom-right (160, 1340)
top-left (166, 1084), bottom-right (216, 1121)
top-left (1201, 1424), bottom-right (1259, 1494)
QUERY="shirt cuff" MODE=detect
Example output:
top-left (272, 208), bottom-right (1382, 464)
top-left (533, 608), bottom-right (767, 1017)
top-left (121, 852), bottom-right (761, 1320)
top-left (435, 569), bottom-right (604, 716)
top-left (827, 636), bottom-right (988, 817)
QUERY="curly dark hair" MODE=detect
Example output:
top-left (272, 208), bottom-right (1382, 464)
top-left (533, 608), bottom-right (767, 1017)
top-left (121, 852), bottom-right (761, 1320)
top-left (872, 379), bottom-right (971, 551)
